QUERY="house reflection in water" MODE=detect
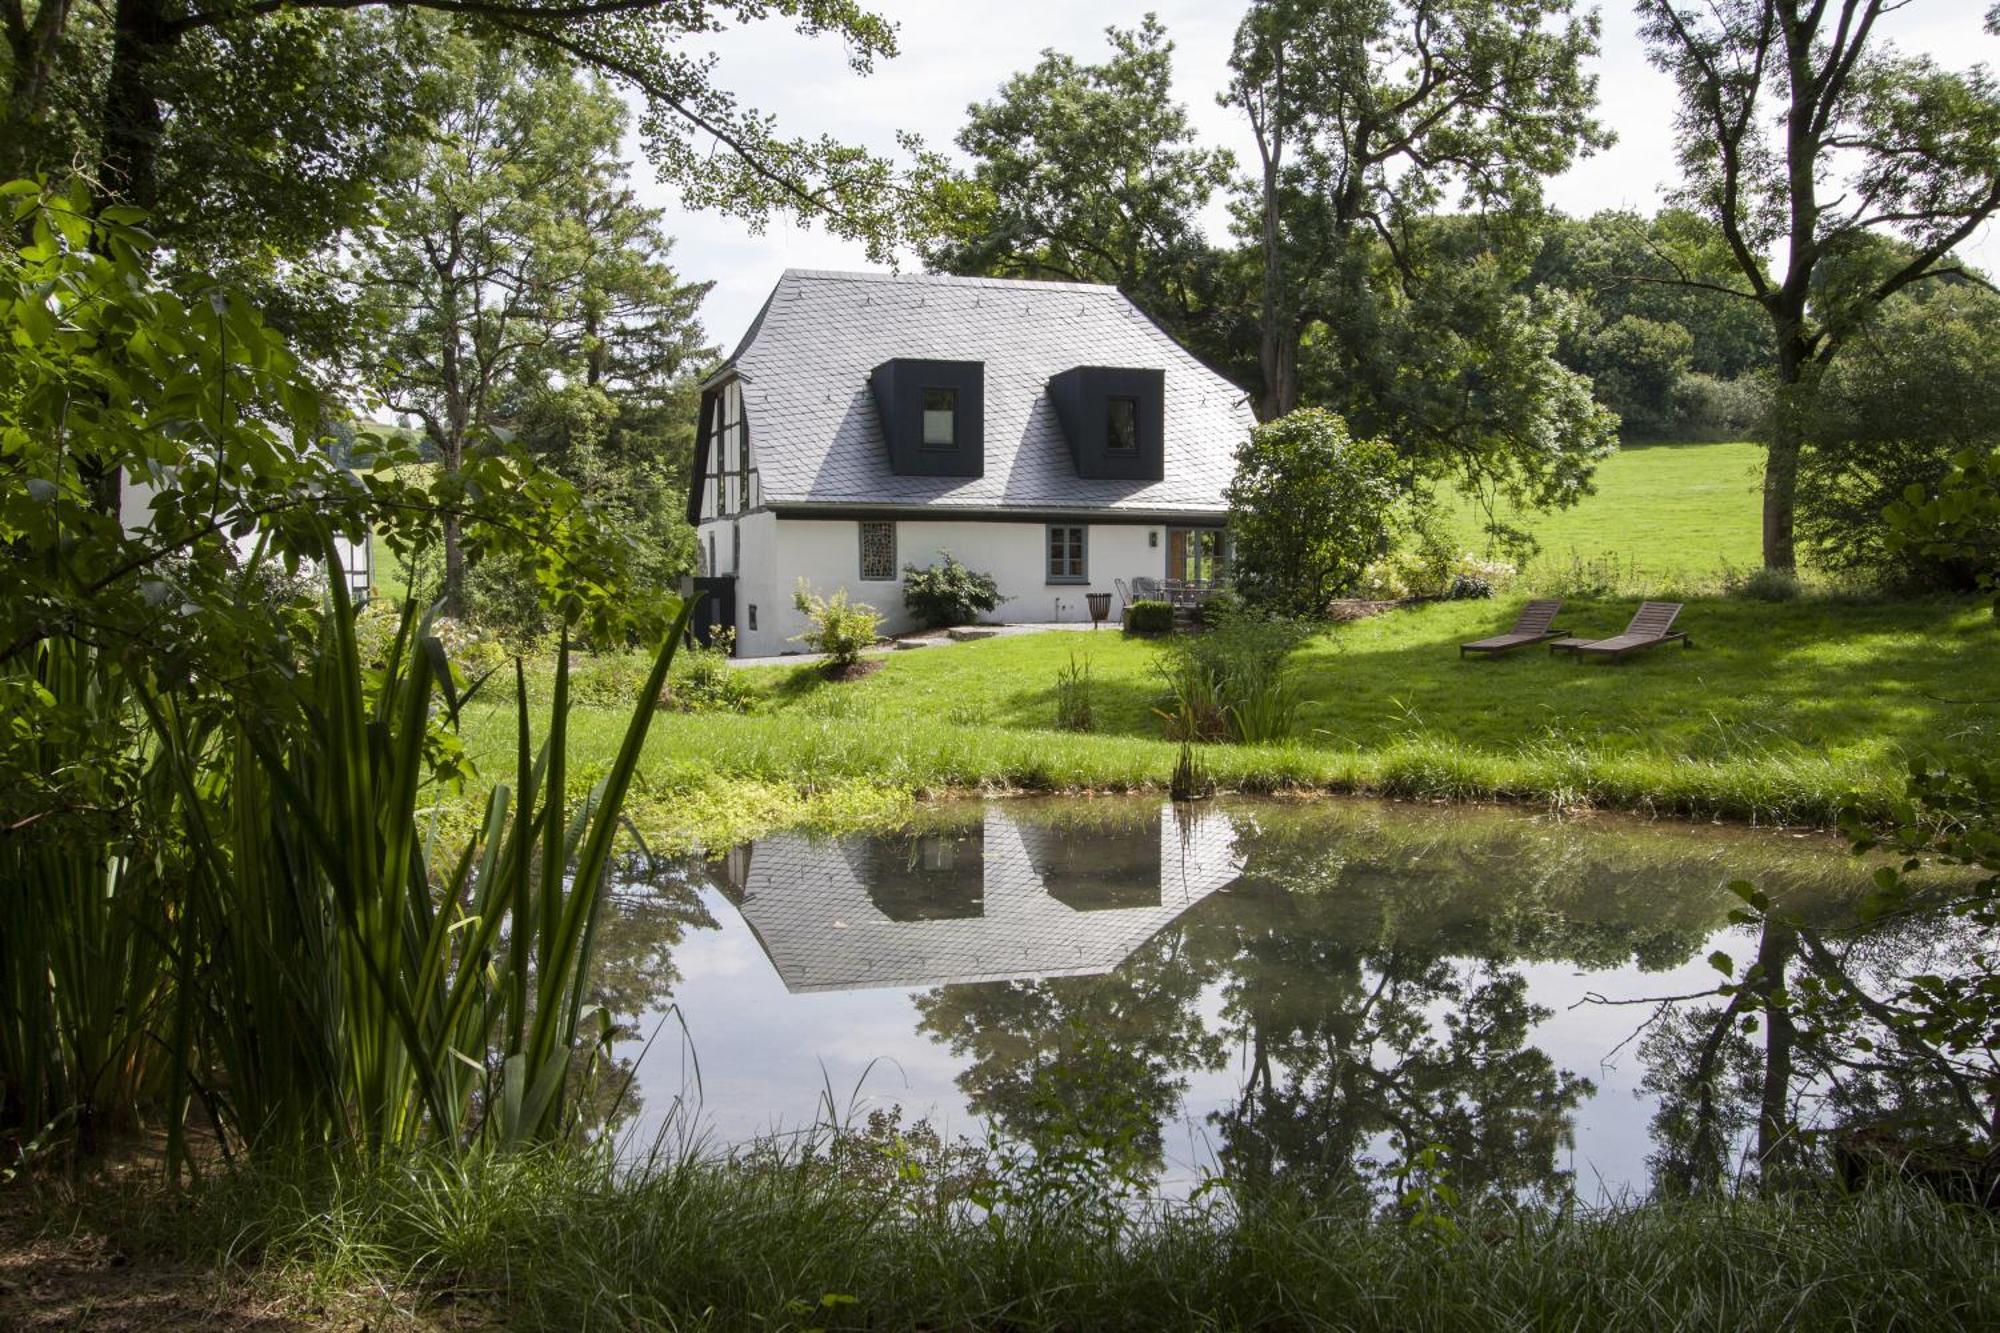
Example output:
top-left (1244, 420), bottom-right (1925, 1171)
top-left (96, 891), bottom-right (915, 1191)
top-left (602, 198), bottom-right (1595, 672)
top-left (713, 804), bottom-right (1242, 992)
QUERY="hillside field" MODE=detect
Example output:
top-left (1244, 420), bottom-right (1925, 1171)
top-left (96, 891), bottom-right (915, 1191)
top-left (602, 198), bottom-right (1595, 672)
top-left (1444, 439), bottom-right (1765, 577)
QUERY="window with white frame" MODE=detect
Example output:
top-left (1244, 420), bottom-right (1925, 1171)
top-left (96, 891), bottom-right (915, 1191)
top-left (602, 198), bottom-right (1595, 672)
top-left (1046, 523), bottom-right (1086, 583)
top-left (859, 521), bottom-right (897, 581)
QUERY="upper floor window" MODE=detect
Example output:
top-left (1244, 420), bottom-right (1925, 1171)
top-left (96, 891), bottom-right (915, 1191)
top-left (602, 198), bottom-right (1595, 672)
top-left (1106, 397), bottom-right (1139, 453)
top-left (922, 388), bottom-right (957, 447)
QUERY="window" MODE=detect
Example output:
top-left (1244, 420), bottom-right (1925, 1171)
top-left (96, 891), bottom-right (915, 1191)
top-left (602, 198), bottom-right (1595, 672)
top-left (1106, 396), bottom-right (1139, 453)
top-left (1047, 524), bottom-right (1087, 583)
top-left (706, 533), bottom-right (716, 576)
top-left (859, 521), bottom-right (897, 581)
top-left (731, 522), bottom-right (741, 573)
top-left (748, 604), bottom-right (758, 631)
top-left (922, 388), bottom-right (957, 447)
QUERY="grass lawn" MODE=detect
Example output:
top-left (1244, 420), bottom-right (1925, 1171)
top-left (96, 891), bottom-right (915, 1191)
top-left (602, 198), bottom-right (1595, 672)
top-left (453, 590), bottom-right (1996, 849)
top-left (1445, 439), bottom-right (1766, 577)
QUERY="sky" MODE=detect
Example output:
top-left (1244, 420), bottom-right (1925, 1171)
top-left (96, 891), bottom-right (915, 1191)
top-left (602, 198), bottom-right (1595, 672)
top-left (628, 1), bottom-right (2000, 354)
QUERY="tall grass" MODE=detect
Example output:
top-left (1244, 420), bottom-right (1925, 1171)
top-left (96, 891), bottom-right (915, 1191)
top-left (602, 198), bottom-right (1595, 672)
top-left (104, 1140), bottom-right (2000, 1331)
top-left (1, 544), bottom-right (689, 1169)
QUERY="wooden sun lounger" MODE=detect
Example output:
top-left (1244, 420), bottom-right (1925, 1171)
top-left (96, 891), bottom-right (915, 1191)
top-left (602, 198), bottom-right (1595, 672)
top-left (1558, 601), bottom-right (1692, 663)
top-left (1459, 599), bottom-right (1568, 657)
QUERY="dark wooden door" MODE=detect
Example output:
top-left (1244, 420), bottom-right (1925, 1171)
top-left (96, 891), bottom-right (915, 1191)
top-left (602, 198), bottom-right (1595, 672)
top-left (690, 576), bottom-right (736, 652)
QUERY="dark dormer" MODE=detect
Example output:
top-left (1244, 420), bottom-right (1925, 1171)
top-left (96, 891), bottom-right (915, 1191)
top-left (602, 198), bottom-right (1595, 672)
top-left (1047, 366), bottom-right (1165, 481)
top-left (870, 358), bottom-right (984, 477)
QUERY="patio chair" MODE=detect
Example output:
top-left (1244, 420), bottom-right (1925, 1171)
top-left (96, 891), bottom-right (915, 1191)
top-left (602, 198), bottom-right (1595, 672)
top-left (1459, 599), bottom-right (1568, 658)
top-left (1131, 576), bottom-right (1161, 601)
top-left (1556, 601), bottom-right (1691, 663)
top-left (1114, 577), bottom-right (1132, 610)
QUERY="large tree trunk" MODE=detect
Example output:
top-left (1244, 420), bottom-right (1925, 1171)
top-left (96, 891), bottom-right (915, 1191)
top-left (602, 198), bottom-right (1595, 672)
top-left (1754, 920), bottom-right (1797, 1181)
top-left (1760, 312), bottom-right (1813, 572)
top-left (101, 0), bottom-right (169, 206)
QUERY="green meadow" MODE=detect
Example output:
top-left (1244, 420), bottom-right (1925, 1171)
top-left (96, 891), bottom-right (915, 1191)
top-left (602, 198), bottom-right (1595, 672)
top-left (1443, 438), bottom-right (1767, 575)
top-left (449, 591), bottom-right (1993, 848)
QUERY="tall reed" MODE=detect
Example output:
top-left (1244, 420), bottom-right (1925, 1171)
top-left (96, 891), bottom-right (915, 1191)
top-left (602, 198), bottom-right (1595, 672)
top-left (1, 541), bottom-right (689, 1170)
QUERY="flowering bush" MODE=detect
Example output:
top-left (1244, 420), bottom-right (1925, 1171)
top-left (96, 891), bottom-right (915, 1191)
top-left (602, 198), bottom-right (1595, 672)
top-left (1358, 550), bottom-right (1517, 600)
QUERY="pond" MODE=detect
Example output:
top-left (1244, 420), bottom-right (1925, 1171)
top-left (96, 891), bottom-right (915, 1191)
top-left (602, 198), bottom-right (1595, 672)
top-left (590, 796), bottom-right (1933, 1204)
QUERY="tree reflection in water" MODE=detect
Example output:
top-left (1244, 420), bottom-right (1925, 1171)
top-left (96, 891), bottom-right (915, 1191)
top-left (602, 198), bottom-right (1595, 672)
top-left (910, 800), bottom-right (1824, 1203)
top-left (631, 796), bottom-right (1987, 1204)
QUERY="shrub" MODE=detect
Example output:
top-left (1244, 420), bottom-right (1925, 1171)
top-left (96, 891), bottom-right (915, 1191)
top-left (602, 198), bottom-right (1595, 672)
top-left (1668, 371), bottom-right (1766, 440)
top-left (1125, 600), bottom-right (1175, 635)
top-left (1798, 286), bottom-right (2000, 589)
top-left (667, 628), bottom-right (757, 713)
top-left (1226, 408), bottom-right (1404, 616)
top-left (1155, 608), bottom-right (1310, 744)
top-left (1725, 565), bottom-right (1803, 603)
top-left (792, 582), bottom-right (881, 670)
top-left (902, 552), bottom-right (1007, 629)
top-left (1446, 574), bottom-right (1494, 600)
top-left (1053, 653), bottom-right (1095, 732)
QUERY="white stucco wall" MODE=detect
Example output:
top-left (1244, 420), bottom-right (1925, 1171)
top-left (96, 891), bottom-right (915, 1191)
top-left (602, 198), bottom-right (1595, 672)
top-left (726, 516), bottom-right (1197, 658)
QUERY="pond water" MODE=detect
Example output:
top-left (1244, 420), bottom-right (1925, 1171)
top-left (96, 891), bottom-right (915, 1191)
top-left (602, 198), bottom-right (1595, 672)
top-left (595, 797), bottom-right (1891, 1203)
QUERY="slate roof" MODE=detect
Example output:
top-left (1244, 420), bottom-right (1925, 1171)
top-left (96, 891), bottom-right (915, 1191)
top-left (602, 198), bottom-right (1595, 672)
top-left (718, 804), bottom-right (1244, 994)
top-left (721, 269), bottom-right (1254, 516)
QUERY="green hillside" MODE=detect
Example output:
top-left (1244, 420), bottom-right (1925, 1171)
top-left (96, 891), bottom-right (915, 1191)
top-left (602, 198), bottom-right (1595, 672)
top-left (1446, 439), bottom-right (1765, 577)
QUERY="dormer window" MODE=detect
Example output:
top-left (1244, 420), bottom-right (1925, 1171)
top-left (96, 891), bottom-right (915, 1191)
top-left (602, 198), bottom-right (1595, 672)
top-left (871, 358), bottom-right (984, 477)
top-left (1107, 397), bottom-right (1139, 453)
top-left (923, 388), bottom-right (958, 447)
top-left (1046, 367), bottom-right (1165, 480)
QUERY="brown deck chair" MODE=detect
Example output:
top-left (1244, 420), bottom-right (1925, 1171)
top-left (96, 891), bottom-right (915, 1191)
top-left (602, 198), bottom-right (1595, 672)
top-left (1563, 601), bottom-right (1691, 663)
top-left (1459, 599), bottom-right (1568, 657)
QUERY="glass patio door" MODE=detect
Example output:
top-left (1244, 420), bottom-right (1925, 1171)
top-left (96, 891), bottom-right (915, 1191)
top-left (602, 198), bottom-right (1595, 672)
top-left (1166, 527), bottom-right (1225, 587)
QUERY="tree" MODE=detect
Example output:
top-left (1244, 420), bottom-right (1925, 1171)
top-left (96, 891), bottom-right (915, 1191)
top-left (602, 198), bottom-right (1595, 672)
top-left (2, 0), bottom-right (919, 373)
top-left (1222, 0), bottom-right (1608, 422)
top-left (1530, 209), bottom-right (1771, 382)
top-left (1639, 0), bottom-right (2000, 570)
top-left (921, 16), bottom-right (1235, 353)
top-left (1225, 409), bottom-right (1405, 617)
top-left (359, 36), bottom-right (709, 617)
top-left (1796, 282), bottom-right (2000, 586)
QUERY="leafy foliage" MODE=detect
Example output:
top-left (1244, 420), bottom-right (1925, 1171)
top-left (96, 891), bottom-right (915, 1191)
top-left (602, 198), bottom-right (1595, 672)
top-left (791, 582), bottom-right (881, 671)
top-left (901, 552), bottom-right (1006, 630)
top-left (1224, 0), bottom-right (1609, 420)
top-left (1885, 445), bottom-right (2000, 616)
top-left (919, 16), bottom-right (1234, 352)
top-left (358, 36), bottom-right (713, 620)
top-left (1798, 283), bottom-right (2000, 589)
top-left (1226, 409), bottom-right (1405, 616)
top-left (1123, 600), bottom-right (1175, 636)
top-left (0, 181), bottom-right (673, 1167)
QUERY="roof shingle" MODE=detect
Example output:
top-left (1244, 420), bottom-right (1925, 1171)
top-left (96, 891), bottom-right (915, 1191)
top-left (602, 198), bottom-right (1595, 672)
top-left (727, 269), bottom-right (1254, 515)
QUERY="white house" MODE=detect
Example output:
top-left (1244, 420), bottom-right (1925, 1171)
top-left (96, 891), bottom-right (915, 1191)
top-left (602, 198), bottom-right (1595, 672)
top-left (119, 469), bottom-right (372, 602)
top-left (688, 270), bottom-right (1255, 657)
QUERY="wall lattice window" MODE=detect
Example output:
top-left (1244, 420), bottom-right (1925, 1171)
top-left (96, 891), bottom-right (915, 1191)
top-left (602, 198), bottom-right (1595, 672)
top-left (859, 521), bottom-right (897, 581)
